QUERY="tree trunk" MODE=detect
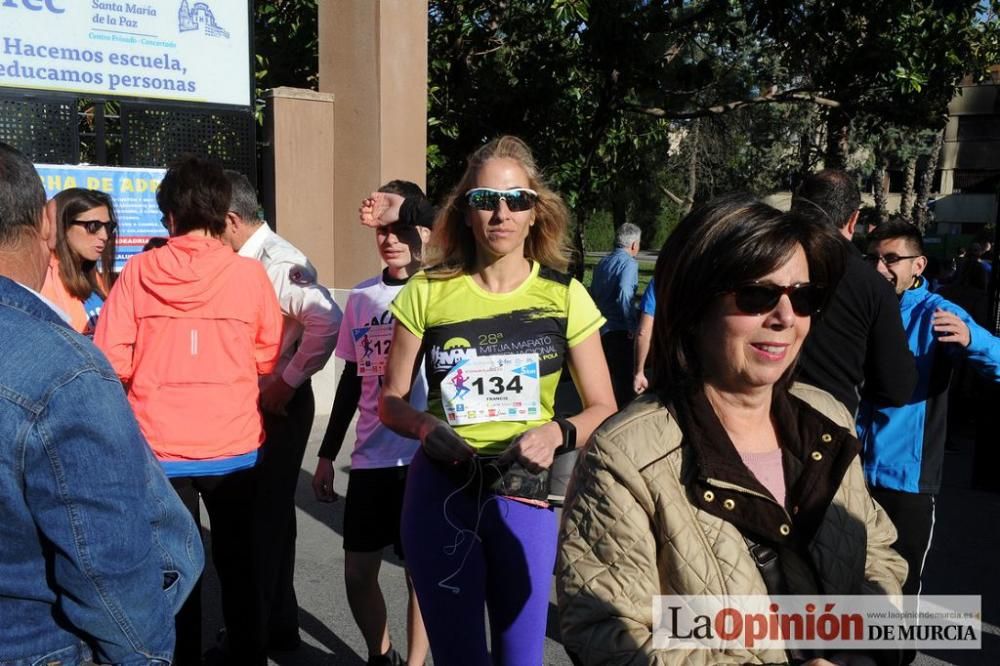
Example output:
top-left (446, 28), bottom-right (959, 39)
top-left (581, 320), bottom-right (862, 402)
top-left (662, 123), bottom-right (699, 214)
top-left (873, 156), bottom-right (891, 225)
top-left (612, 193), bottom-right (627, 230)
top-left (914, 130), bottom-right (944, 233)
top-left (572, 204), bottom-right (587, 281)
top-left (899, 157), bottom-right (917, 224)
top-left (824, 110), bottom-right (850, 169)
top-left (684, 120), bottom-right (699, 214)
top-left (570, 82), bottom-right (615, 281)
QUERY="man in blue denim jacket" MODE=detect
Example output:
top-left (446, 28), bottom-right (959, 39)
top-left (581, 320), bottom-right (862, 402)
top-left (0, 142), bottom-right (204, 665)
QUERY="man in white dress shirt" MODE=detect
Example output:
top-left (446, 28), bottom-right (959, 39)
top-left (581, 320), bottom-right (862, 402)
top-left (222, 170), bottom-right (342, 651)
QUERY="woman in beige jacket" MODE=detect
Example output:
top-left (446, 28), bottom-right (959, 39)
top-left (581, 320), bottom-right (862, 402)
top-left (557, 195), bottom-right (907, 666)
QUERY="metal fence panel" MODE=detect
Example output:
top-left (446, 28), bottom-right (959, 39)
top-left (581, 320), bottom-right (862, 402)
top-left (0, 92), bottom-right (80, 164)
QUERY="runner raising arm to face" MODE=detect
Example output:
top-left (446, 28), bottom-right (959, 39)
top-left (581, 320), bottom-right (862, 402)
top-left (312, 180), bottom-right (433, 666)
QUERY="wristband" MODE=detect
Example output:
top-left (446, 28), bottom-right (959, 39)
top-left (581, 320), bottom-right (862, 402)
top-left (553, 417), bottom-right (577, 455)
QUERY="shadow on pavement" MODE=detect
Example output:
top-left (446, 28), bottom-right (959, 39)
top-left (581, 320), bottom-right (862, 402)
top-left (266, 607), bottom-right (366, 666)
top-left (293, 468), bottom-right (405, 570)
top-left (915, 433), bottom-right (1000, 666)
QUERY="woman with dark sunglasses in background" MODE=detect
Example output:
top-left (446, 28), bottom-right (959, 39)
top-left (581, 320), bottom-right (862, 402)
top-left (558, 194), bottom-right (907, 666)
top-left (378, 136), bottom-right (616, 665)
top-left (40, 188), bottom-right (117, 334)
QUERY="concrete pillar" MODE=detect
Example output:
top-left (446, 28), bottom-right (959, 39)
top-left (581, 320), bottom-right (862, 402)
top-left (318, 0), bottom-right (429, 291)
top-left (263, 87), bottom-right (337, 284)
top-left (262, 87), bottom-right (339, 411)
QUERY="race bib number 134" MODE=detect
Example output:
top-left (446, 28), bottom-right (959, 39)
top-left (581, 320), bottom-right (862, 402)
top-left (440, 352), bottom-right (541, 426)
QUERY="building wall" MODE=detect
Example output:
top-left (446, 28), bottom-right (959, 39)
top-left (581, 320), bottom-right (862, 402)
top-left (935, 83), bottom-right (1000, 232)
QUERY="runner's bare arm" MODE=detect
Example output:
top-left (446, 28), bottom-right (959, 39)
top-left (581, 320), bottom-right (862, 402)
top-left (379, 320), bottom-right (443, 442)
top-left (633, 312), bottom-right (654, 394)
top-left (502, 330), bottom-right (617, 471)
top-left (564, 330), bottom-right (618, 444)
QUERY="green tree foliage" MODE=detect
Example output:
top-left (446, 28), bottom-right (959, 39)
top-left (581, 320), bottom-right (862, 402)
top-left (747, 0), bottom-right (999, 165)
top-left (426, 0), bottom-right (675, 267)
top-left (427, 0), bottom-right (997, 247)
top-left (254, 1), bottom-right (319, 117)
top-left (585, 1), bottom-right (997, 167)
top-left (249, 1), bottom-right (998, 253)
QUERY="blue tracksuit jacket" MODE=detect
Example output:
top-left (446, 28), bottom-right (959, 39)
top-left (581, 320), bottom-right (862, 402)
top-left (857, 278), bottom-right (1000, 494)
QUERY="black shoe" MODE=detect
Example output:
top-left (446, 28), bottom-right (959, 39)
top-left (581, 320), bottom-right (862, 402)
top-left (208, 627), bottom-right (270, 665)
top-left (201, 646), bottom-right (228, 666)
top-left (367, 646), bottom-right (404, 666)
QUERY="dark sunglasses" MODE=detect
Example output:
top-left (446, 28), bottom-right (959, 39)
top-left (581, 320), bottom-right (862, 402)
top-left (465, 187), bottom-right (538, 212)
top-left (728, 282), bottom-right (827, 317)
top-left (70, 219), bottom-right (117, 235)
top-left (863, 253), bottom-right (920, 266)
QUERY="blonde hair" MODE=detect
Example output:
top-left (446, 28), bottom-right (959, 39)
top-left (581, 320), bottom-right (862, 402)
top-left (425, 136), bottom-right (572, 278)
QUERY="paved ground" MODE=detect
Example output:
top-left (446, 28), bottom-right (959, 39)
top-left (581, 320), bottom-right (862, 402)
top-left (194, 411), bottom-right (1000, 665)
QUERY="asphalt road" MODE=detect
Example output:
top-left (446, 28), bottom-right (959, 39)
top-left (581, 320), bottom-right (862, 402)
top-left (193, 412), bottom-right (999, 665)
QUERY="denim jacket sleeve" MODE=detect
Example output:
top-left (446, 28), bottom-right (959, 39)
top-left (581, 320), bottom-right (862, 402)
top-left (23, 365), bottom-right (204, 664)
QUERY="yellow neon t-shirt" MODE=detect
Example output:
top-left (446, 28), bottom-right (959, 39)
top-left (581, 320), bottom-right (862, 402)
top-left (390, 262), bottom-right (604, 454)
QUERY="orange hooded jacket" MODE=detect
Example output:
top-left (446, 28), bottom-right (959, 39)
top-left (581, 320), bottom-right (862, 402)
top-left (95, 234), bottom-right (282, 464)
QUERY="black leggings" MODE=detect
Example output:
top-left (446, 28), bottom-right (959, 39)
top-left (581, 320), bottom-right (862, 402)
top-left (170, 467), bottom-right (263, 666)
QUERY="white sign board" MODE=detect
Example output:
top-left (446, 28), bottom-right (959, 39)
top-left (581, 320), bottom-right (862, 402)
top-left (0, 0), bottom-right (251, 107)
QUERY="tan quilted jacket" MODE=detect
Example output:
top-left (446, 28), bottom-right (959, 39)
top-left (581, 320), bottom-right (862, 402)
top-left (557, 383), bottom-right (907, 665)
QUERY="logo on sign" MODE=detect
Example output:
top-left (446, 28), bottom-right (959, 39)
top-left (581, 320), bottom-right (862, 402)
top-left (178, 0), bottom-right (230, 38)
top-left (0, 0), bottom-right (65, 14)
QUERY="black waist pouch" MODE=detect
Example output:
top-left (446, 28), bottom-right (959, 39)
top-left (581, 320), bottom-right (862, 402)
top-left (440, 456), bottom-right (550, 502)
top-left (485, 458), bottom-right (550, 501)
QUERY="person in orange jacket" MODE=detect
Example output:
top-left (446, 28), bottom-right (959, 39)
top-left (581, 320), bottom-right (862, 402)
top-left (94, 155), bottom-right (282, 666)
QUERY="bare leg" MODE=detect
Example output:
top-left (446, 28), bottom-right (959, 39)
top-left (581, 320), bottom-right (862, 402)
top-left (405, 570), bottom-right (428, 666)
top-left (344, 550), bottom-right (391, 659)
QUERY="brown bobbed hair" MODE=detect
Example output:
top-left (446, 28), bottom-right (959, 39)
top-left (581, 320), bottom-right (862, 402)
top-left (53, 188), bottom-right (117, 300)
top-left (425, 136), bottom-right (572, 277)
top-left (156, 155), bottom-right (230, 237)
top-left (649, 193), bottom-right (844, 395)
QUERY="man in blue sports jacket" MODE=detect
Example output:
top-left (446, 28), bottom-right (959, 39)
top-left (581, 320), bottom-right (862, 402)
top-left (858, 219), bottom-right (1000, 659)
top-left (0, 142), bottom-right (203, 665)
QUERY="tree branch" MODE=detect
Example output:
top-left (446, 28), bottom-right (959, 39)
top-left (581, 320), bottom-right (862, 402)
top-left (470, 44), bottom-right (504, 57)
top-left (660, 185), bottom-right (690, 206)
top-left (628, 89), bottom-right (841, 120)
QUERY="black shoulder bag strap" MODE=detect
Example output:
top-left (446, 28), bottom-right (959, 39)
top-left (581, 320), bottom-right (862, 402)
top-left (741, 533), bottom-right (813, 665)
top-left (743, 534), bottom-right (787, 595)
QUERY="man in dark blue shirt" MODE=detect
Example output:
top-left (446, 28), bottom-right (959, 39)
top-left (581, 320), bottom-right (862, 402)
top-left (590, 222), bottom-right (641, 406)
